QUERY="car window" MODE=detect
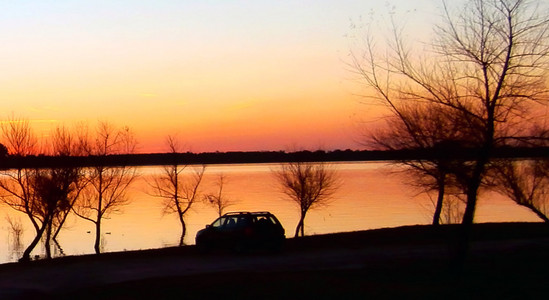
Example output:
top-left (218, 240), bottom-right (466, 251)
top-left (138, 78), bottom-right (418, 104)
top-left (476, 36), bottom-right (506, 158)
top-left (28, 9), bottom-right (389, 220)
top-left (224, 216), bottom-right (238, 228)
top-left (236, 216), bottom-right (250, 227)
top-left (211, 217), bottom-right (225, 228)
top-left (211, 214), bottom-right (280, 229)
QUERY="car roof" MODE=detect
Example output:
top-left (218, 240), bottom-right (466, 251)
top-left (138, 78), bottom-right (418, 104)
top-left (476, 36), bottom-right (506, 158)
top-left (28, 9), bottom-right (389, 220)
top-left (222, 211), bottom-right (273, 217)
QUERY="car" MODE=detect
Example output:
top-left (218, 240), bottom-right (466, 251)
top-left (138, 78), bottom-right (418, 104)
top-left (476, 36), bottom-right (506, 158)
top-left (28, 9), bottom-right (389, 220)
top-left (195, 211), bottom-right (285, 252)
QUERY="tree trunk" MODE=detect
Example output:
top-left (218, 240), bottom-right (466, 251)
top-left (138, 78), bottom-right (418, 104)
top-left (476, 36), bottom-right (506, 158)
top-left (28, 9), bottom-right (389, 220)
top-left (461, 179), bottom-right (480, 226)
top-left (462, 144), bottom-right (492, 226)
top-left (456, 144), bottom-right (490, 269)
top-left (294, 218), bottom-right (303, 238)
top-left (177, 209), bottom-right (187, 246)
top-left (20, 219), bottom-right (49, 263)
top-left (295, 210), bottom-right (307, 238)
top-left (94, 219), bottom-right (101, 254)
top-left (53, 238), bottom-right (65, 256)
top-left (44, 222), bottom-right (52, 259)
top-left (181, 221), bottom-right (186, 244)
top-left (432, 174), bottom-right (446, 226)
top-left (95, 171), bottom-right (104, 254)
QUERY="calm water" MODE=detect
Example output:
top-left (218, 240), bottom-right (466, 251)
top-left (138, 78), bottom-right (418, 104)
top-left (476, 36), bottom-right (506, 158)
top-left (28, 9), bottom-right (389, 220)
top-left (0, 162), bottom-right (540, 264)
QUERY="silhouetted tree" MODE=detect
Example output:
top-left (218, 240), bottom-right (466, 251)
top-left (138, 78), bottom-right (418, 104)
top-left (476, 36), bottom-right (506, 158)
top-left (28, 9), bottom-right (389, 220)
top-left (0, 116), bottom-right (40, 261)
top-left (489, 159), bottom-right (549, 222)
top-left (148, 135), bottom-right (206, 246)
top-left (0, 121), bottom-right (88, 261)
top-left (274, 161), bottom-right (339, 237)
top-left (0, 114), bottom-right (37, 156)
top-left (367, 104), bottom-right (475, 225)
top-left (73, 121), bottom-right (138, 254)
top-left (46, 125), bottom-right (88, 255)
top-left (204, 174), bottom-right (233, 217)
top-left (351, 0), bottom-right (549, 242)
top-left (31, 167), bottom-right (80, 259)
top-left (487, 123), bottom-right (549, 221)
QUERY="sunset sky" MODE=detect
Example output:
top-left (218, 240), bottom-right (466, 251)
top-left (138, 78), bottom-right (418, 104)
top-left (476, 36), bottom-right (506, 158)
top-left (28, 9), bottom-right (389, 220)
top-left (0, 0), bottom-right (442, 153)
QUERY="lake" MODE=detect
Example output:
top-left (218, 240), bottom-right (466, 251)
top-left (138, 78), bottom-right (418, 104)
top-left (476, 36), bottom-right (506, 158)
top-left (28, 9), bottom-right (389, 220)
top-left (0, 162), bottom-right (541, 264)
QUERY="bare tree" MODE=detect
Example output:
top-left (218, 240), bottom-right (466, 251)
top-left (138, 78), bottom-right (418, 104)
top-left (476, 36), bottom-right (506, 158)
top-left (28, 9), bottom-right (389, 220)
top-left (0, 121), bottom-right (88, 261)
top-left (30, 167), bottom-right (80, 260)
top-left (148, 135), bottom-right (206, 246)
top-left (46, 125), bottom-right (88, 255)
top-left (484, 121), bottom-right (549, 221)
top-left (351, 0), bottom-right (549, 229)
top-left (367, 104), bottom-right (474, 225)
top-left (0, 116), bottom-right (41, 262)
top-left (203, 174), bottom-right (233, 217)
top-left (73, 121), bottom-right (138, 254)
top-left (489, 159), bottom-right (549, 222)
top-left (0, 114), bottom-right (37, 157)
top-left (274, 161), bottom-right (339, 237)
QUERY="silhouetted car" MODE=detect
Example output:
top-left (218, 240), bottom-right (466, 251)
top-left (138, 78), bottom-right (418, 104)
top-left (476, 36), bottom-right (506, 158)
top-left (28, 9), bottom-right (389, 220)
top-left (195, 211), bottom-right (285, 252)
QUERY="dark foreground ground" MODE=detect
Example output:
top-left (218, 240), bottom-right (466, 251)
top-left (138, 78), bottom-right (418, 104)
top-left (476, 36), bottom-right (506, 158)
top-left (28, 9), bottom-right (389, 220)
top-left (0, 222), bottom-right (548, 299)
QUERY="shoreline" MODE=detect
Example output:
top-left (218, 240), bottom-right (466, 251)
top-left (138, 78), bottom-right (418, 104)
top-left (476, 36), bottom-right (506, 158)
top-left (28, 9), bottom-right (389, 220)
top-left (2, 146), bottom-right (548, 169)
top-left (0, 222), bottom-right (548, 299)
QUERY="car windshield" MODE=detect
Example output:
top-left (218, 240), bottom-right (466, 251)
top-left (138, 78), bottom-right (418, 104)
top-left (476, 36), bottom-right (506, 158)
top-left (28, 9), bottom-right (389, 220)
top-left (259, 215), bottom-right (279, 225)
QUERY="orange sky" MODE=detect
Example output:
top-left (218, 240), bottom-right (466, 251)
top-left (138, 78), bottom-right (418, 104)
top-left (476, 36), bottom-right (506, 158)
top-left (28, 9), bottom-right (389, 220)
top-left (0, 1), bottom-right (440, 153)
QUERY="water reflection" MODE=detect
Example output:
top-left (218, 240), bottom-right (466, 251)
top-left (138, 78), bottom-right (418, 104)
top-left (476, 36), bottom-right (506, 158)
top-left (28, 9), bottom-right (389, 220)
top-left (0, 162), bottom-right (541, 264)
top-left (5, 216), bottom-right (24, 261)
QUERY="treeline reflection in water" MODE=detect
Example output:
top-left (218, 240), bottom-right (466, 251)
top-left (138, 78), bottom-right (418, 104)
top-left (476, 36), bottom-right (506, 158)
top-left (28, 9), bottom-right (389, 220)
top-left (0, 162), bottom-right (540, 264)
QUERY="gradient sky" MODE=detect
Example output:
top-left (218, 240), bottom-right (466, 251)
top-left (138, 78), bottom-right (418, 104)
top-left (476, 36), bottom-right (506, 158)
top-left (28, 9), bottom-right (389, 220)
top-left (0, 0), bottom-right (442, 153)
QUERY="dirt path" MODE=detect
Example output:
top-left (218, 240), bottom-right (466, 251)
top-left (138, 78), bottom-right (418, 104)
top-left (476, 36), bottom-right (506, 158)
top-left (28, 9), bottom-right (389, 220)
top-left (0, 243), bottom-right (446, 294)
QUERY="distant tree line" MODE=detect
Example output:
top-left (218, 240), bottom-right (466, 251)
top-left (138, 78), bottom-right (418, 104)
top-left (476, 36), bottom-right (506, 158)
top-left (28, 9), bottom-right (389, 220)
top-left (0, 146), bottom-right (547, 169)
